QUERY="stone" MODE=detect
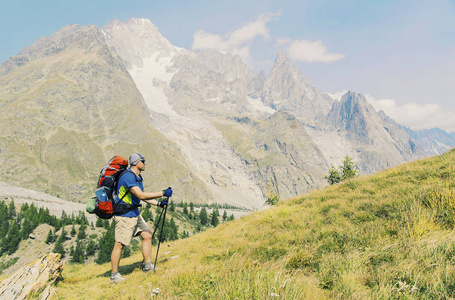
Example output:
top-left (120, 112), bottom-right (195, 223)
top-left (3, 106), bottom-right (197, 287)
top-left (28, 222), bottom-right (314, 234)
top-left (0, 253), bottom-right (63, 300)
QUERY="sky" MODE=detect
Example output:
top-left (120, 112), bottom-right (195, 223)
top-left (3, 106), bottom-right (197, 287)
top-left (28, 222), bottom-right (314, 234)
top-left (1, 0), bottom-right (454, 132)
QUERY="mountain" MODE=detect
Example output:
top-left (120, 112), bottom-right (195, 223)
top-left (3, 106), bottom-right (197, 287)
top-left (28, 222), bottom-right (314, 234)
top-left (0, 22), bottom-right (209, 204)
top-left (0, 18), bottom-right (451, 209)
top-left (258, 50), bottom-right (334, 127)
top-left (404, 127), bottom-right (455, 156)
top-left (322, 91), bottom-right (425, 173)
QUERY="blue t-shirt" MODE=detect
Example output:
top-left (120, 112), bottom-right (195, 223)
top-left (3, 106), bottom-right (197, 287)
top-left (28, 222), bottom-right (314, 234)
top-left (116, 170), bottom-right (143, 217)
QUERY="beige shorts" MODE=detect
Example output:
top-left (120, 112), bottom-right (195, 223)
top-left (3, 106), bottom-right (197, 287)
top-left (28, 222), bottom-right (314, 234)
top-left (114, 214), bottom-right (151, 246)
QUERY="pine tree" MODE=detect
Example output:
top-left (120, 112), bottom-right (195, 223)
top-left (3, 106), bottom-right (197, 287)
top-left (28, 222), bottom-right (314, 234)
top-left (325, 165), bottom-right (342, 185)
top-left (95, 218), bottom-right (104, 227)
top-left (169, 218), bottom-right (179, 241)
top-left (20, 202), bottom-right (29, 213)
top-left (77, 224), bottom-right (87, 240)
top-left (2, 220), bottom-right (21, 255)
top-left (199, 208), bottom-right (208, 225)
top-left (53, 233), bottom-right (66, 257)
top-left (70, 225), bottom-right (77, 237)
top-left (96, 225), bottom-right (115, 264)
top-left (0, 202), bottom-right (8, 239)
top-left (223, 210), bottom-right (228, 221)
top-left (60, 211), bottom-right (70, 226)
top-left (60, 227), bottom-right (67, 240)
top-left (121, 245), bottom-right (132, 258)
top-left (341, 155), bottom-right (359, 180)
top-left (153, 217), bottom-right (170, 245)
top-left (19, 218), bottom-right (31, 240)
top-left (265, 179), bottom-right (280, 205)
top-left (103, 219), bottom-right (110, 230)
top-left (181, 230), bottom-right (190, 239)
top-left (169, 200), bottom-right (175, 212)
top-left (211, 212), bottom-right (219, 227)
top-left (142, 205), bottom-right (152, 222)
top-left (76, 211), bottom-right (89, 226)
top-left (189, 202), bottom-right (194, 212)
top-left (183, 203), bottom-right (188, 215)
top-left (8, 200), bottom-right (16, 219)
top-left (228, 214), bottom-right (235, 221)
top-left (46, 229), bottom-right (54, 244)
top-left (71, 238), bottom-right (85, 264)
top-left (86, 239), bottom-right (96, 257)
top-left (325, 155), bottom-right (358, 185)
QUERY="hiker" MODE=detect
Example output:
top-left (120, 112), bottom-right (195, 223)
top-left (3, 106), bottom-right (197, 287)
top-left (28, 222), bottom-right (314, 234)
top-left (110, 153), bottom-right (173, 283)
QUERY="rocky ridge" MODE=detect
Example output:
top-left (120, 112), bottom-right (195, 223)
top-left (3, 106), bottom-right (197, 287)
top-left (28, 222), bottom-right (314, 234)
top-left (0, 18), bottom-right (452, 210)
top-left (0, 22), bottom-right (210, 205)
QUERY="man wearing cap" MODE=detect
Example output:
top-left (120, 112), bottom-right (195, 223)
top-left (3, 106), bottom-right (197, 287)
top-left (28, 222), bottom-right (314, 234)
top-left (110, 153), bottom-right (173, 283)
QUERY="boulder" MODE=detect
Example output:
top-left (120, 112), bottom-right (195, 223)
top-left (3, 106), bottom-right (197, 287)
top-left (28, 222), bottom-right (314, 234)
top-left (0, 253), bottom-right (62, 300)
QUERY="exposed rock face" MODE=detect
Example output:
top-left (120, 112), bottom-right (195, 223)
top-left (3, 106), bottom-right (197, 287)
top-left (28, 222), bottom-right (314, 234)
top-left (259, 50), bottom-right (334, 127)
top-left (242, 111), bottom-right (330, 198)
top-left (0, 253), bottom-right (62, 300)
top-left (0, 17), bottom-right (450, 210)
top-left (0, 22), bottom-right (209, 204)
top-left (404, 127), bottom-right (455, 156)
top-left (323, 91), bottom-right (425, 173)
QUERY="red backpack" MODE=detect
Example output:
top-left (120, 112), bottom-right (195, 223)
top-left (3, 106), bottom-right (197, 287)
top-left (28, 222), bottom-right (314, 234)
top-left (94, 156), bottom-right (128, 219)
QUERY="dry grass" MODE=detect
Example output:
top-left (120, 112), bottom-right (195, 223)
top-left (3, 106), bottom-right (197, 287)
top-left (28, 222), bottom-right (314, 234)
top-left (52, 149), bottom-right (455, 299)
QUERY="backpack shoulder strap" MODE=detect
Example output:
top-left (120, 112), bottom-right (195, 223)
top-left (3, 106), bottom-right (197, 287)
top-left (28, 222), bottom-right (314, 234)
top-left (115, 170), bottom-right (132, 203)
top-left (115, 170), bottom-right (141, 203)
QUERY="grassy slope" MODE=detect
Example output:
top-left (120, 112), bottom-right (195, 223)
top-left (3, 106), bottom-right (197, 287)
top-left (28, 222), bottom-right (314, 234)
top-left (53, 149), bottom-right (455, 299)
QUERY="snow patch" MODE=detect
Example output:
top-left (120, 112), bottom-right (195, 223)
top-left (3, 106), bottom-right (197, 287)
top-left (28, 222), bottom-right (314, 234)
top-left (246, 97), bottom-right (275, 115)
top-left (129, 52), bottom-right (178, 116)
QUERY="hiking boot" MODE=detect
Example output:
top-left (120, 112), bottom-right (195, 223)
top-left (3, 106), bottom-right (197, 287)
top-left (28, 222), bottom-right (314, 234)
top-left (144, 264), bottom-right (155, 273)
top-left (110, 273), bottom-right (126, 283)
top-left (143, 262), bottom-right (154, 273)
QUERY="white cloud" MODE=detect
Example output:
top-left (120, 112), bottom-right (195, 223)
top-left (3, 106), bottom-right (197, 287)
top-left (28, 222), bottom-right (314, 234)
top-left (364, 94), bottom-right (455, 133)
top-left (285, 39), bottom-right (345, 63)
top-left (326, 89), bottom-right (348, 101)
top-left (191, 11), bottom-right (282, 65)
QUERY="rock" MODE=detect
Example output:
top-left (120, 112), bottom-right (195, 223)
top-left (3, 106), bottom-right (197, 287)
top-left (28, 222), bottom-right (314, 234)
top-left (0, 253), bottom-right (63, 300)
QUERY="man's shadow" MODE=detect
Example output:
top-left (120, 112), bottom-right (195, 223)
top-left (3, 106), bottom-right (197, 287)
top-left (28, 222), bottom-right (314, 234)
top-left (99, 261), bottom-right (143, 277)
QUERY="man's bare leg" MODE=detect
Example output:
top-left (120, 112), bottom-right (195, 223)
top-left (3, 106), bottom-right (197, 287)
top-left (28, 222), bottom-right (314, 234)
top-left (111, 241), bottom-right (124, 273)
top-left (140, 230), bottom-right (153, 263)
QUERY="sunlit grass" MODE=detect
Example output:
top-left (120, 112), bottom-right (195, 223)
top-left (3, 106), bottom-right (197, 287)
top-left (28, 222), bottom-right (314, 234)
top-left (52, 149), bottom-right (455, 299)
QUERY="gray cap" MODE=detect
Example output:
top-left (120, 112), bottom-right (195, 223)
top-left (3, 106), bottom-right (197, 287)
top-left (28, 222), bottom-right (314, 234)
top-left (129, 153), bottom-right (145, 166)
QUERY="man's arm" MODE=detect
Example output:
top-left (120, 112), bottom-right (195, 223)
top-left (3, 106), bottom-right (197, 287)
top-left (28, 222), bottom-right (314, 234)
top-left (129, 186), bottom-right (164, 206)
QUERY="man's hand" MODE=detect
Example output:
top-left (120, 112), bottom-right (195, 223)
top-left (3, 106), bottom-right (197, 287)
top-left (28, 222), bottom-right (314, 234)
top-left (162, 187), bottom-right (172, 198)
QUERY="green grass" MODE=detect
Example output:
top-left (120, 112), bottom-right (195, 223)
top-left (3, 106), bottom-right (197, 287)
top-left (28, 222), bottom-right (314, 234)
top-left (51, 149), bottom-right (455, 299)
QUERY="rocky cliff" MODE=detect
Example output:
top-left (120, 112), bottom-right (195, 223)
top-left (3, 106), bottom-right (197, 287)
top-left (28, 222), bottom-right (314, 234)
top-left (0, 18), bottom-right (449, 209)
top-left (0, 22), bottom-right (209, 204)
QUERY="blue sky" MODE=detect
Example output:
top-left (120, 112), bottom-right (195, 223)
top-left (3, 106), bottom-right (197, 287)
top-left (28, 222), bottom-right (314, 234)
top-left (1, 0), bottom-right (455, 132)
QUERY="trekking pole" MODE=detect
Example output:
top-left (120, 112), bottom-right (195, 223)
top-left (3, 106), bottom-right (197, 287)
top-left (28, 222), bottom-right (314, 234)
top-left (151, 206), bottom-right (165, 240)
top-left (153, 201), bottom-right (168, 273)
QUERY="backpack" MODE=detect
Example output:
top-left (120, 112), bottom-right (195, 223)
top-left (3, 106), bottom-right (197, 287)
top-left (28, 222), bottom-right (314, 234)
top-left (94, 156), bottom-right (128, 219)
